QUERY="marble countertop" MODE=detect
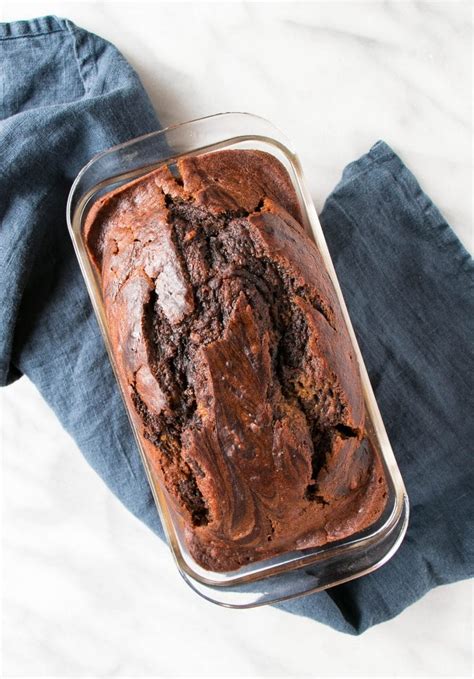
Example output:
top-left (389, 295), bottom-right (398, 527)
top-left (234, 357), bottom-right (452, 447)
top-left (1, 1), bottom-right (472, 677)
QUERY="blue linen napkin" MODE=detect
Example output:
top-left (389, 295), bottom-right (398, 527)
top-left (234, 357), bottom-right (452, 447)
top-left (1, 16), bottom-right (472, 635)
top-left (278, 141), bottom-right (474, 632)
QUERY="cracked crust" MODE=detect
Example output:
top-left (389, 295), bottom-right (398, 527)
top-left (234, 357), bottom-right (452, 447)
top-left (83, 150), bottom-right (388, 572)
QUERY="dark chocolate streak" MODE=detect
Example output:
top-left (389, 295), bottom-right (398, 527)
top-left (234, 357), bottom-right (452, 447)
top-left (137, 197), bottom-right (348, 523)
top-left (84, 150), bottom-right (388, 572)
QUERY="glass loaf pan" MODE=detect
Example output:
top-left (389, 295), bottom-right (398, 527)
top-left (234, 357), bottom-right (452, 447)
top-left (67, 112), bottom-right (409, 608)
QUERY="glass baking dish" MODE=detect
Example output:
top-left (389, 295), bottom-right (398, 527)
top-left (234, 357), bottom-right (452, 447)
top-left (67, 112), bottom-right (409, 608)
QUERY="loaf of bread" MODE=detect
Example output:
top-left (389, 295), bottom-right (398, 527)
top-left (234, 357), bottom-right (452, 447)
top-left (84, 149), bottom-right (388, 572)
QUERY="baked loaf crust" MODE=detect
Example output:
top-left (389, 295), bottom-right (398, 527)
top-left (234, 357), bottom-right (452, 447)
top-left (84, 150), bottom-right (388, 571)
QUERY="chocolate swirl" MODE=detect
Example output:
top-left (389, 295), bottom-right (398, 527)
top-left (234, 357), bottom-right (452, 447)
top-left (84, 150), bottom-right (388, 571)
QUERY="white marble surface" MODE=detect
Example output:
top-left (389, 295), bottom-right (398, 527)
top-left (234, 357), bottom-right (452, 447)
top-left (1, 1), bottom-right (472, 677)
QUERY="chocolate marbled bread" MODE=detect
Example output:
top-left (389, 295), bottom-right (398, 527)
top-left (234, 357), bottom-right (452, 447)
top-left (83, 149), bottom-right (388, 572)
